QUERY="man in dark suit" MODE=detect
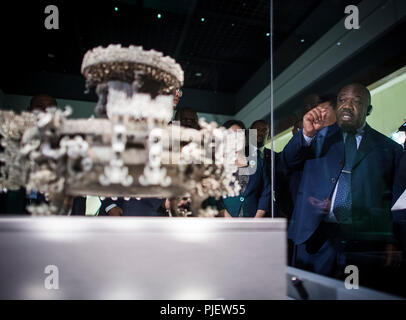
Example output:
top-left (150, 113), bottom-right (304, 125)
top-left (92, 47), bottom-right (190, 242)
top-left (281, 83), bottom-right (404, 281)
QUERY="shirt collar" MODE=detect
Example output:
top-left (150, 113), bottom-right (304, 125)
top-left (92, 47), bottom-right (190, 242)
top-left (343, 122), bottom-right (366, 137)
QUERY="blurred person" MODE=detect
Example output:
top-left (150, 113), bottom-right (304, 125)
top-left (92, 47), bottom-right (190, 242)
top-left (287, 95), bottom-right (337, 210)
top-left (249, 120), bottom-right (269, 158)
top-left (292, 119), bottom-right (303, 136)
top-left (393, 152), bottom-right (406, 250)
top-left (28, 94), bottom-right (58, 112)
top-left (303, 93), bottom-right (321, 114)
top-left (281, 83), bottom-right (403, 289)
top-left (0, 94), bottom-right (57, 214)
top-left (174, 107), bottom-right (200, 130)
top-left (172, 89), bottom-right (182, 110)
top-left (100, 197), bottom-right (166, 217)
top-left (217, 120), bottom-right (271, 218)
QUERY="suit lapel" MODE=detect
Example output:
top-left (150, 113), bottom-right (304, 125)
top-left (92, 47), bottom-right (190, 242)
top-left (320, 123), bottom-right (343, 157)
top-left (352, 124), bottom-right (377, 169)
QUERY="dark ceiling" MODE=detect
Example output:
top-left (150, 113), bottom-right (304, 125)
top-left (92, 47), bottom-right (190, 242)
top-left (0, 0), bottom-right (368, 115)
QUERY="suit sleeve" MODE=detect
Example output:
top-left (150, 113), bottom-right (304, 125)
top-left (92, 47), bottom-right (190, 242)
top-left (280, 130), bottom-right (316, 171)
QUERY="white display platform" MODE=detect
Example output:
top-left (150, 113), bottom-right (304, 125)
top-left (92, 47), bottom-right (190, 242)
top-left (0, 217), bottom-right (287, 300)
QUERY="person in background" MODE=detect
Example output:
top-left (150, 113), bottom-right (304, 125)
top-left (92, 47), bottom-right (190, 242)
top-left (172, 89), bottom-right (182, 110)
top-left (0, 94), bottom-right (57, 214)
top-left (28, 94), bottom-right (58, 112)
top-left (249, 120), bottom-right (269, 158)
top-left (174, 107), bottom-right (200, 130)
top-left (292, 118), bottom-right (303, 136)
top-left (282, 83), bottom-right (403, 291)
top-left (217, 120), bottom-right (270, 218)
top-left (303, 93), bottom-right (322, 114)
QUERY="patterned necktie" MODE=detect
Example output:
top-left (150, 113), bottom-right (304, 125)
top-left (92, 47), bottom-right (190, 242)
top-left (333, 133), bottom-right (357, 223)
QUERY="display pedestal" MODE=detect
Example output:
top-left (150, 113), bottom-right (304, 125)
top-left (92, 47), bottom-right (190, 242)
top-left (0, 217), bottom-right (286, 299)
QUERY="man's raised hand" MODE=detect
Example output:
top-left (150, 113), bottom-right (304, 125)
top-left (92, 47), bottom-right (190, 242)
top-left (303, 106), bottom-right (329, 137)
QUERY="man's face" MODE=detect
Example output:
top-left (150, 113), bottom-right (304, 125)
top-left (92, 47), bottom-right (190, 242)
top-left (336, 85), bottom-right (369, 132)
top-left (30, 95), bottom-right (57, 112)
top-left (173, 89), bottom-right (182, 110)
top-left (251, 121), bottom-right (269, 147)
top-left (180, 109), bottom-right (198, 129)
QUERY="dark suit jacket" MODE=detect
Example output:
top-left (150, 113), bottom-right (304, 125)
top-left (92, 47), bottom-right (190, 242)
top-left (100, 197), bottom-right (164, 216)
top-left (71, 196), bottom-right (87, 215)
top-left (281, 123), bottom-right (403, 245)
top-left (218, 152), bottom-right (271, 217)
top-left (392, 152), bottom-right (406, 251)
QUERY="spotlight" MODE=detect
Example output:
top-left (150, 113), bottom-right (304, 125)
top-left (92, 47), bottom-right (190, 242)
top-left (201, 18), bottom-right (205, 22)
top-left (157, 13), bottom-right (162, 19)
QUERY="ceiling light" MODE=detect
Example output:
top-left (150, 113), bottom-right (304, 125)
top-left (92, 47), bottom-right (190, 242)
top-left (157, 13), bottom-right (162, 19)
top-left (114, 7), bottom-right (118, 12)
top-left (195, 72), bottom-right (202, 77)
top-left (47, 53), bottom-right (55, 58)
top-left (266, 33), bottom-right (270, 37)
top-left (201, 18), bottom-right (205, 22)
top-left (337, 42), bottom-right (342, 46)
top-left (300, 39), bottom-right (305, 43)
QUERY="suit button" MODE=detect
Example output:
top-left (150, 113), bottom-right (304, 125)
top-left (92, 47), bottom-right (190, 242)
top-left (331, 178), bottom-right (336, 184)
top-left (240, 197), bottom-right (245, 202)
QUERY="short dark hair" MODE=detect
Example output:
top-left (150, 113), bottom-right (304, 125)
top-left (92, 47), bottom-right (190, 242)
top-left (319, 94), bottom-right (337, 108)
top-left (250, 119), bottom-right (268, 129)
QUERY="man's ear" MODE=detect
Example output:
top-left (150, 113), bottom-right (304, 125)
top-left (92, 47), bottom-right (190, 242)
top-left (367, 105), bottom-right (373, 116)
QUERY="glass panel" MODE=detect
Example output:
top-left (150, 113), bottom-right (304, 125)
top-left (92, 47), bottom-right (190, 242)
top-left (273, 0), bottom-right (406, 297)
top-left (0, 2), bottom-right (273, 219)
